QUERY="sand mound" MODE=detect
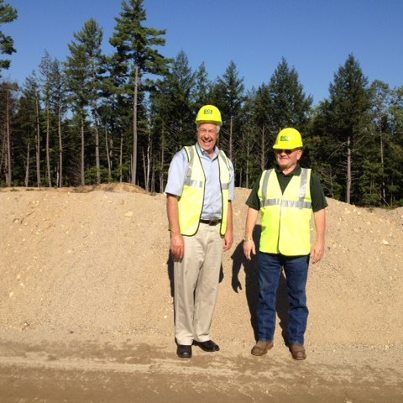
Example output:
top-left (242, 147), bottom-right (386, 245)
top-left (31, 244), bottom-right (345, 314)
top-left (0, 186), bottom-right (402, 350)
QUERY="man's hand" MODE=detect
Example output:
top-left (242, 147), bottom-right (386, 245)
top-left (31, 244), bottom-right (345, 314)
top-left (243, 207), bottom-right (258, 260)
top-left (311, 240), bottom-right (324, 264)
top-left (243, 239), bottom-right (256, 261)
top-left (170, 232), bottom-right (184, 261)
top-left (312, 208), bottom-right (326, 264)
top-left (223, 230), bottom-right (233, 251)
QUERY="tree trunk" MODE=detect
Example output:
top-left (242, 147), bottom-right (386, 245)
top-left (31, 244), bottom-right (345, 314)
top-left (5, 89), bottom-right (12, 186)
top-left (80, 116), bottom-right (85, 186)
top-left (229, 115), bottom-right (233, 161)
top-left (35, 95), bottom-right (41, 187)
top-left (119, 130), bottom-right (123, 183)
top-left (25, 141), bottom-right (30, 187)
top-left (246, 138), bottom-right (250, 188)
top-left (58, 106), bottom-right (63, 187)
top-left (131, 65), bottom-right (139, 185)
top-left (46, 108), bottom-right (52, 187)
top-left (0, 129), bottom-right (5, 181)
top-left (261, 126), bottom-right (266, 170)
top-left (159, 127), bottom-right (165, 193)
top-left (94, 124), bottom-right (100, 184)
top-left (105, 126), bottom-right (112, 182)
top-left (144, 133), bottom-right (151, 192)
top-left (380, 130), bottom-right (386, 203)
top-left (92, 103), bottom-right (100, 185)
top-left (151, 162), bottom-right (155, 193)
top-left (142, 149), bottom-right (146, 191)
top-left (346, 135), bottom-right (351, 204)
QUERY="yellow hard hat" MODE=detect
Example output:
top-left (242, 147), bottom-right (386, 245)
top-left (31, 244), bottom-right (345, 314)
top-left (195, 105), bottom-right (222, 126)
top-left (273, 128), bottom-right (303, 149)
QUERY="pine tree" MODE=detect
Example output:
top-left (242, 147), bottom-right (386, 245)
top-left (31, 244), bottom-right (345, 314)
top-left (51, 59), bottom-right (67, 187)
top-left (308, 101), bottom-right (344, 200)
top-left (238, 89), bottom-right (260, 187)
top-left (15, 75), bottom-right (42, 186)
top-left (0, 81), bottom-right (17, 185)
top-left (268, 57), bottom-right (312, 133)
top-left (110, 0), bottom-right (168, 186)
top-left (210, 61), bottom-right (245, 163)
top-left (369, 80), bottom-right (393, 204)
top-left (253, 84), bottom-right (273, 171)
top-left (327, 54), bottom-right (372, 204)
top-left (39, 53), bottom-right (68, 187)
top-left (39, 52), bottom-right (55, 187)
top-left (150, 51), bottom-right (196, 191)
top-left (65, 19), bottom-right (104, 185)
top-left (0, 0), bottom-right (17, 74)
top-left (387, 86), bottom-right (403, 205)
top-left (192, 62), bottom-right (212, 110)
top-left (101, 54), bottom-right (132, 183)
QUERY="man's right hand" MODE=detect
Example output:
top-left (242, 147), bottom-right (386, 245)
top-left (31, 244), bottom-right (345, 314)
top-left (243, 239), bottom-right (256, 261)
top-left (170, 233), bottom-right (184, 261)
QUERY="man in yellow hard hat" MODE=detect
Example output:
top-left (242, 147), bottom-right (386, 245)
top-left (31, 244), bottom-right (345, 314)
top-left (165, 105), bottom-right (235, 358)
top-left (243, 128), bottom-right (327, 360)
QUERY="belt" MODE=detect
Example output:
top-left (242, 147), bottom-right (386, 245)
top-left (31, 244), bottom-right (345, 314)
top-left (200, 219), bottom-right (221, 226)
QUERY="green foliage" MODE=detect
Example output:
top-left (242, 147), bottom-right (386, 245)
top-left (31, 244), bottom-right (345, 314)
top-left (359, 160), bottom-right (383, 206)
top-left (0, 0), bottom-right (17, 73)
top-left (152, 51), bottom-right (196, 151)
top-left (192, 63), bottom-right (212, 110)
top-left (328, 55), bottom-right (371, 139)
top-left (1, 4), bottom-right (402, 207)
top-left (268, 57), bottom-right (313, 132)
top-left (65, 19), bottom-right (104, 113)
top-left (209, 61), bottom-right (245, 183)
top-left (311, 55), bottom-right (372, 204)
top-left (85, 166), bottom-right (111, 184)
top-left (109, 0), bottom-right (168, 87)
top-left (108, 0), bottom-right (168, 186)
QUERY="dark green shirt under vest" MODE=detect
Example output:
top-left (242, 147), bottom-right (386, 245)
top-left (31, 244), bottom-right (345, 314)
top-left (246, 165), bottom-right (328, 213)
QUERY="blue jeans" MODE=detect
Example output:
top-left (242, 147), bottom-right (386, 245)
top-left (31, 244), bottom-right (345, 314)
top-left (257, 253), bottom-right (309, 345)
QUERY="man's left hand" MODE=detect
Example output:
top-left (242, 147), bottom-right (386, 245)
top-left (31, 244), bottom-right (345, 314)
top-left (311, 240), bottom-right (325, 264)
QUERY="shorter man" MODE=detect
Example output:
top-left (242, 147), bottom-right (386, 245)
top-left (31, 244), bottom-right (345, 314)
top-left (243, 128), bottom-right (327, 360)
top-left (165, 105), bottom-right (234, 358)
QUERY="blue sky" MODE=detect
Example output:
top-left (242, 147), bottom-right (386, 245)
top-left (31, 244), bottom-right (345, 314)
top-left (3, 0), bottom-right (403, 104)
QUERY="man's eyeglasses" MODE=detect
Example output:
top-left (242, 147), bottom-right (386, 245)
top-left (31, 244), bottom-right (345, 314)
top-left (198, 127), bottom-right (217, 135)
top-left (275, 148), bottom-right (300, 155)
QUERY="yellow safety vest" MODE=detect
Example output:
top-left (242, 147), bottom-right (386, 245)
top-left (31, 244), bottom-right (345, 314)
top-left (258, 168), bottom-right (312, 255)
top-left (178, 145), bottom-right (231, 236)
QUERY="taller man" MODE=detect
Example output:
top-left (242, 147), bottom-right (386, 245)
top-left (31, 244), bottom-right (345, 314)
top-left (165, 105), bottom-right (234, 358)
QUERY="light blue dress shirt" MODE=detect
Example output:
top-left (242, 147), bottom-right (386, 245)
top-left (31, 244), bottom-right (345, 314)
top-left (165, 143), bottom-right (235, 220)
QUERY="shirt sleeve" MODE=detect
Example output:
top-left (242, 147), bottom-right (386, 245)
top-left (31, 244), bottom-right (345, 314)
top-left (310, 173), bottom-right (328, 212)
top-left (245, 179), bottom-right (261, 210)
top-left (228, 159), bottom-right (235, 202)
top-left (164, 149), bottom-right (188, 197)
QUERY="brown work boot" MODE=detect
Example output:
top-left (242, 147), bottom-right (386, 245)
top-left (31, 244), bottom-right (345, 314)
top-left (251, 340), bottom-right (273, 356)
top-left (289, 344), bottom-right (306, 360)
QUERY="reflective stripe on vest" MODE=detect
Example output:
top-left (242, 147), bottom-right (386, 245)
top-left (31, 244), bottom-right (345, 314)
top-left (258, 168), bottom-right (312, 255)
top-left (178, 145), bottom-right (230, 236)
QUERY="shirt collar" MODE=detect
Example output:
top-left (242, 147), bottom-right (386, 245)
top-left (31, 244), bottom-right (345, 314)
top-left (275, 165), bottom-right (301, 177)
top-left (195, 142), bottom-right (219, 160)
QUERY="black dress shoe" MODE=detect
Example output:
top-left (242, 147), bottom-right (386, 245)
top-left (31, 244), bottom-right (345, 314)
top-left (177, 344), bottom-right (192, 358)
top-left (194, 340), bottom-right (220, 352)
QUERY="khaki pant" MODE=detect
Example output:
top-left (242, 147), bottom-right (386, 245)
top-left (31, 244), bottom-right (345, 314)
top-left (174, 223), bottom-right (224, 345)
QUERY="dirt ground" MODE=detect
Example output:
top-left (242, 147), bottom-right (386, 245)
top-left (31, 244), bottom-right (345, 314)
top-left (0, 184), bottom-right (402, 402)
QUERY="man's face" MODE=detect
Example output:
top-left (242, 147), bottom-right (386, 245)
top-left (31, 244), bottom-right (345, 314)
top-left (197, 123), bottom-right (219, 155)
top-left (275, 148), bottom-right (303, 172)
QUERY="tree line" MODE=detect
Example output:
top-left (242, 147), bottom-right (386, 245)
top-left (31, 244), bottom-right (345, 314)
top-left (0, 0), bottom-right (401, 207)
